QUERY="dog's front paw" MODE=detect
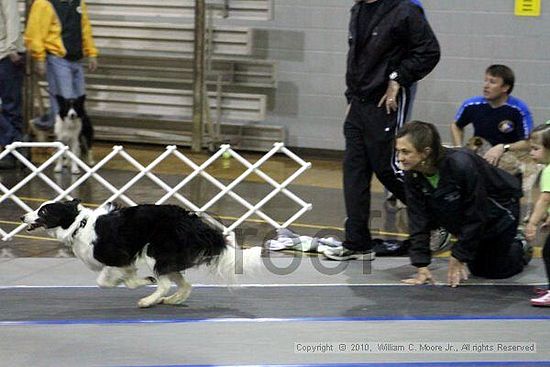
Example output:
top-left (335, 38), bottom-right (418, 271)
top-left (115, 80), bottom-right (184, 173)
top-left (138, 296), bottom-right (158, 308)
top-left (161, 293), bottom-right (187, 305)
top-left (138, 300), bottom-right (153, 308)
top-left (85, 150), bottom-right (95, 166)
top-left (161, 288), bottom-right (192, 305)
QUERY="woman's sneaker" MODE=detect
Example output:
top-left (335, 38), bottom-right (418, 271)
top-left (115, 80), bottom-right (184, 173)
top-left (323, 246), bottom-right (375, 261)
top-left (533, 287), bottom-right (548, 297)
top-left (531, 290), bottom-right (550, 307)
top-left (430, 228), bottom-right (451, 253)
top-left (384, 194), bottom-right (406, 213)
top-left (515, 229), bottom-right (533, 265)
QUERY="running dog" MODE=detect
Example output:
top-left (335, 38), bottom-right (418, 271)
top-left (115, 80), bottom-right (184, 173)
top-left (21, 200), bottom-right (262, 308)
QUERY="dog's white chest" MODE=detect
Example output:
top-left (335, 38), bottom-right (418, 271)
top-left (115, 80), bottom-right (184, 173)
top-left (72, 237), bottom-right (103, 271)
top-left (57, 215), bottom-right (104, 272)
top-left (54, 116), bottom-right (82, 139)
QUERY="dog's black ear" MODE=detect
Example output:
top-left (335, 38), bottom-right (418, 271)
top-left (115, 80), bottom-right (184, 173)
top-left (473, 137), bottom-right (483, 147)
top-left (70, 198), bottom-right (81, 206)
top-left (74, 95), bottom-right (86, 116)
top-left (56, 95), bottom-right (69, 111)
top-left (56, 95), bottom-right (70, 117)
top-left (55, 95), bottom-right (66, 106)
top-left (104, 201), bottom-right (118, 212)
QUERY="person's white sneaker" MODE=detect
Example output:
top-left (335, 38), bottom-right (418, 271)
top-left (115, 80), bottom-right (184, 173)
top-left (323, 246), bottom-right (375, 261)
top-left (531, 290), bottom-right (550, 307)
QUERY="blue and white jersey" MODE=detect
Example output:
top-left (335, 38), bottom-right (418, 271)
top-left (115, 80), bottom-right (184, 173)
top-left (410, 0), bottom-right (423, 9)
top-left (455, 95), bottom-right (533, 146)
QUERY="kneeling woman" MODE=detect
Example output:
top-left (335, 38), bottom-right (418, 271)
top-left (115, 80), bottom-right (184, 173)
top-left (395, 121), bottom-right (530, 287)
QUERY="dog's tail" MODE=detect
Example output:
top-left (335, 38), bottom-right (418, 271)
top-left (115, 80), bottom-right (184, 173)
top-left (212, 232), bottom-right (263, 283)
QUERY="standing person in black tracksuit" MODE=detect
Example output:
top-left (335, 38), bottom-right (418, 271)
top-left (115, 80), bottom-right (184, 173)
top-left (324, 0), bottom-right (441, 261)
top-left (395, 121), bottom-right (531, 287)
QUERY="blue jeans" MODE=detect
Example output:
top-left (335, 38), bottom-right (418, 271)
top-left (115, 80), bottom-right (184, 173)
top-left (0, 56), bottom-right (24, 146)
top-left (43, 54), bottom-right (86, 127)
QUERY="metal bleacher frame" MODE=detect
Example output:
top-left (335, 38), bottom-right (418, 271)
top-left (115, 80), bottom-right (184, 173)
top-left (86, 0), bottom-right (274, 22)
top-left (21, 0), bottom-right (283, 152)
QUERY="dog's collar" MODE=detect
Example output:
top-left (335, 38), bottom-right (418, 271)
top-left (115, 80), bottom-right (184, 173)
top-left (71, 217), bottom-right (88, 238)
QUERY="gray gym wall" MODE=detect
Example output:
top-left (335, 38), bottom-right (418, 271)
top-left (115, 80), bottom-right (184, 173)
top-left (219, 0), bottom-right (550, 150)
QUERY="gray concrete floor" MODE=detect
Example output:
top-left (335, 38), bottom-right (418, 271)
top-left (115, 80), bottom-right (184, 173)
top-left (0, 145), bottom-right (549, 367)
top-left (1, 257), bottom-right (549, 367)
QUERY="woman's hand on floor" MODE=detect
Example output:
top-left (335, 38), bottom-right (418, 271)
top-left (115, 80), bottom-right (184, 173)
top-left (448, 256), bottom-right (468, 287)
top-left (401, 267), bottom-right (435, 285)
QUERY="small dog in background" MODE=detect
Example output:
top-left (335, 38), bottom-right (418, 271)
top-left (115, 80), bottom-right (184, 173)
top-left (466, 136), bottom-right (521, 176)
top-left (54, 95), bottom-right (94, 174)
top-left (466, 136), bottom-right (541, 218)
top-left (54, 95), bottom-right (83, 174)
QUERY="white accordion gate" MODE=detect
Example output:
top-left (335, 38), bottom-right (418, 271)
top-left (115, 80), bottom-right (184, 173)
top-left (0, 142), bottom-right (312, 241)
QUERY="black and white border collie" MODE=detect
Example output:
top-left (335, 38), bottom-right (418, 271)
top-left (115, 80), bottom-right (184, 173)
top-left (21, 200), bottom-right (262, 308)
top-left (54, 95), bottom-right (94, 174)
top-left (54, 96), bottom-right (83, 174)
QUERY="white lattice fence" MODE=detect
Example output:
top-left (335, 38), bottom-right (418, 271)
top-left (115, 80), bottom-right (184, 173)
top-left (0, 142), bottom-right (312, 241)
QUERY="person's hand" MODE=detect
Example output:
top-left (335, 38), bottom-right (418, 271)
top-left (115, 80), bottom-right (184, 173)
top-left (377, 80), bottom-right (400, 114)
top-left (541, 217), bottom-right (550, 232)
top-left (525, 222), bottom-right (537, 242)
top-left (88, 57), bottom-right (98, 72)
top-left (447, 256), bottom-right (468, 287)
top-left (401, 267), bottom-right (435, 285)
top-left (34, 61), bottom-right (46, 77)
top-left (9, 52), bottom-right (22, 65)
top-left (483, 144), bottom-right (505, 166)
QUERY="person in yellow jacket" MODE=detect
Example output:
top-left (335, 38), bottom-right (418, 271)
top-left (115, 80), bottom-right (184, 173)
top-left (24, 0), bottom-right (97, 161)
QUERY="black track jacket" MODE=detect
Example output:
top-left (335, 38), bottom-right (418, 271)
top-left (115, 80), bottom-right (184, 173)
top-left (345, 0), bottom-right (440, 102)
top-left (404, 149), bottom-right (522, 267)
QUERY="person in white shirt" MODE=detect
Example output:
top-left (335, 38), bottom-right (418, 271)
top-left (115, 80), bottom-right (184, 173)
top-left (0, 0), bottom-right (25, 169)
